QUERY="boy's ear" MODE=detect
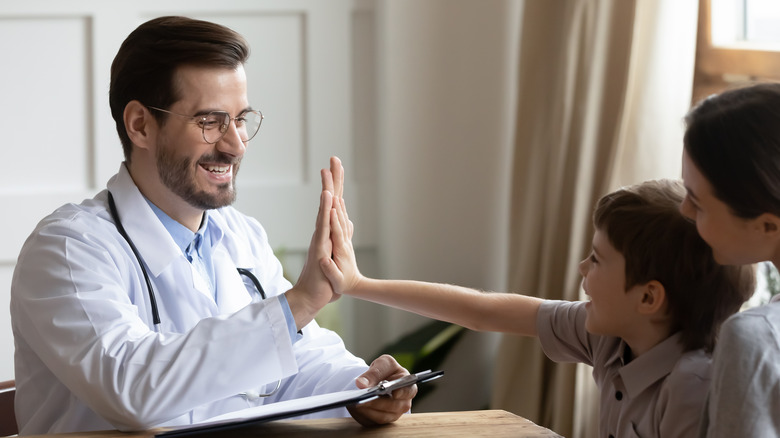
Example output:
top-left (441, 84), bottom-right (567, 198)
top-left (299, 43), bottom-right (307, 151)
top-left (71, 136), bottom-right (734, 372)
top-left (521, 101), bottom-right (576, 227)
top-left (755, 212), bottom-right (780, 235)
top-left (123, 100), bottom-right (155, 151)
top-left (637, 280), bottom-right (666, 316)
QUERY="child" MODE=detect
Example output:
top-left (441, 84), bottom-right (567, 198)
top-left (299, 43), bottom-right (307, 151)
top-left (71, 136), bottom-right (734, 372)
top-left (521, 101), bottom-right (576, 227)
top-left (320, 179), bottom-right (755, 438)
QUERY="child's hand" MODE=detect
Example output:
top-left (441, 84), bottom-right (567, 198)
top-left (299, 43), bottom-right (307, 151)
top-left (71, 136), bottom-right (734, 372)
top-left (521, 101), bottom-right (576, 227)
top-left (320, 194), bottom-right (364, 295)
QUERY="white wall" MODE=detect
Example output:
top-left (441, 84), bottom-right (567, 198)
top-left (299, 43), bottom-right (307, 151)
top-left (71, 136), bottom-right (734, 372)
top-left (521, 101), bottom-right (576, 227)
top-left (0, 0), bottom-right (521, 413)
top-left (369, 0), bottom-right (520, 411)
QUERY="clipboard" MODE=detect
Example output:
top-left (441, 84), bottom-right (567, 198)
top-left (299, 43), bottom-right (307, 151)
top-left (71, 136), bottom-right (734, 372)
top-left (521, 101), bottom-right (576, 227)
top-left (155, 369), bottom-right (444, 437)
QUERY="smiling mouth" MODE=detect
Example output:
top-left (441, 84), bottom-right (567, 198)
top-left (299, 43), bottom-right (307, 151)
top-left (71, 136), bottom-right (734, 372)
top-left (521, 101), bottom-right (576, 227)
top-left (202, 164), bottom-right (231, 174)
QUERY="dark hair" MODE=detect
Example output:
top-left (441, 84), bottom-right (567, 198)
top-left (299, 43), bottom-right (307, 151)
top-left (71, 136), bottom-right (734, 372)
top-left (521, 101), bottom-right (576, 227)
top-left (594, 179), bottom-right (755, 352)
top-left (684, 82), bottom-right (780, 218)
top-left (109, 16), bottom-right (250, 162)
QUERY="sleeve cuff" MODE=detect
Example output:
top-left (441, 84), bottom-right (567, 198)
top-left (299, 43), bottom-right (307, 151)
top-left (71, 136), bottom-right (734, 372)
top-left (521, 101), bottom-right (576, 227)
top-left (277, 293), bottom-right (304, 343)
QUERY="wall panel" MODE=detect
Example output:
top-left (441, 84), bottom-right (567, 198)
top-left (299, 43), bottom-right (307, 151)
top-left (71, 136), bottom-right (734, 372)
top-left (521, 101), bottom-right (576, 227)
top-left (0, 17), bottom-right (92, 193)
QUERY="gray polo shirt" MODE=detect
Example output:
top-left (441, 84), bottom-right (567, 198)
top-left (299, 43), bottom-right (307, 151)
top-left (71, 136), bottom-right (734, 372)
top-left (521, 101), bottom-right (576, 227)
top-left (698, 301), bottom-right (780, 438)
top-left (537, 300), bottom-right (711, 438)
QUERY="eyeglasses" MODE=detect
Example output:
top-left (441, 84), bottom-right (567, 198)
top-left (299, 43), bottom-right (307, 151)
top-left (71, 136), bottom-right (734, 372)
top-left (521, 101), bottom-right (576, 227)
top-left (147, 106), bottom-right (264, 144)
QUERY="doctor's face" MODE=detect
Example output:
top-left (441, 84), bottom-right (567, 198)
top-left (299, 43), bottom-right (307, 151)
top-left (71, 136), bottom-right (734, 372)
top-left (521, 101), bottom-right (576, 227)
top-left (154, 65), bottom-right (250, 210)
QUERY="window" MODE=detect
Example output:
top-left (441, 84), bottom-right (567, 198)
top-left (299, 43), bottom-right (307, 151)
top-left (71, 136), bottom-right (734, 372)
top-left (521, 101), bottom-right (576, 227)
top-left (711, 0), bottom-right (780, 47)
top-left (692, 0), bottom-right (780, 103)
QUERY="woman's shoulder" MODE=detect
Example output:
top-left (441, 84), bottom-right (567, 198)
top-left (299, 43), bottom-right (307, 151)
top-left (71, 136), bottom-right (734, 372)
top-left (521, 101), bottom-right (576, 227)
top-left (714, 304), bottom-right (780, 363)
top-left (722, 303), bottom-right (780, 338)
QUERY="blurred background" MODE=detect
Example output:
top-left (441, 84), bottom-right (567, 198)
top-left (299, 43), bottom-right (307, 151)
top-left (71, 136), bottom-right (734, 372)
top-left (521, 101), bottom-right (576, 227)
top-left (1, 1), bottom-right (779, 437)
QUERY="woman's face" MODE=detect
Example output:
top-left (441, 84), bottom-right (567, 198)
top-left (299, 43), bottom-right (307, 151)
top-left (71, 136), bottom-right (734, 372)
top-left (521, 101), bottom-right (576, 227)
top-left (680, 150), bottom-right (773, 265)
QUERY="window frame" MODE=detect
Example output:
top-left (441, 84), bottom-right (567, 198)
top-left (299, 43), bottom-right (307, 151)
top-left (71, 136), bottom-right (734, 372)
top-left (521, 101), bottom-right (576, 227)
top-left (693, 0), bottom-right (780, 102)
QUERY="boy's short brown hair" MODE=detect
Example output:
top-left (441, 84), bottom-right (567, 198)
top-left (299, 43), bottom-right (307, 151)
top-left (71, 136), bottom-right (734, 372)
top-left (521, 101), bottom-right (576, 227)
top-left (593, 179), bottom-right (755, 352)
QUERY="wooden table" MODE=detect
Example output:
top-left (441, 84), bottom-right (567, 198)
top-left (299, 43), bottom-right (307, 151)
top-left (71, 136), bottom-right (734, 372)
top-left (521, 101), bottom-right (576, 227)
top-left (28, 410), bottom-right (563, 438)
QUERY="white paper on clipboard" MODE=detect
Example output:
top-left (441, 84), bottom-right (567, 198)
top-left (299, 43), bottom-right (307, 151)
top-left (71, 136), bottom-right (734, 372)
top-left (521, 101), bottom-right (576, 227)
top-left (155, 369), bottom-right (444, 437)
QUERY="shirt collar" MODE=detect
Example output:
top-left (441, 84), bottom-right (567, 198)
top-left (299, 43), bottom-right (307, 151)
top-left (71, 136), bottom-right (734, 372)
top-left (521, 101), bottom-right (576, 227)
top-left (144, 198), bottom-right (209, 259)
top-left (617, 332), bottom-right (687, 398)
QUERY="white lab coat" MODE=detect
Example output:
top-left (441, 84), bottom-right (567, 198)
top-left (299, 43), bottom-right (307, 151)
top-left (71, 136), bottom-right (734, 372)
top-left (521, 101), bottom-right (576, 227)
top-left (10, 164), bottom-right (369, 435)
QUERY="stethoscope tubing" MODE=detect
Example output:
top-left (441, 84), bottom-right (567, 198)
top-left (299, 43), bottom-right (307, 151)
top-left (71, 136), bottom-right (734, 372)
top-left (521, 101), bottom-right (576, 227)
top-left (108, 192), bottom-right (162, 324)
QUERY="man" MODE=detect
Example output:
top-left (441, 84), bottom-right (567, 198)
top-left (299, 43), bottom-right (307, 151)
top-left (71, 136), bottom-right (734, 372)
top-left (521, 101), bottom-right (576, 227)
top-left (10, 16), bottom-right (414, 435)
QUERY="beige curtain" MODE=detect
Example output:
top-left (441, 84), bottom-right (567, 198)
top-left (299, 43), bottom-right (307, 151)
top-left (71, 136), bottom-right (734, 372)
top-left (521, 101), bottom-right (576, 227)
top-left (490, 1), bottom-right (698, 437)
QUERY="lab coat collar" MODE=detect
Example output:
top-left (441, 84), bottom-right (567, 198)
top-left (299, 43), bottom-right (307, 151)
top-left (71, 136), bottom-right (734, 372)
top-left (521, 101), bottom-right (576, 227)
top-left (206, 208), bottom-right (255, 269)
top-left (106, 163), bottom-right (184, 278)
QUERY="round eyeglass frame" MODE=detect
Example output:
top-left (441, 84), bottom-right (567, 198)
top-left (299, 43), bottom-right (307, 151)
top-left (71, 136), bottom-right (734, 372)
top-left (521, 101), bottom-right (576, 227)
top-left (146, 105), bottom-right (264, 144)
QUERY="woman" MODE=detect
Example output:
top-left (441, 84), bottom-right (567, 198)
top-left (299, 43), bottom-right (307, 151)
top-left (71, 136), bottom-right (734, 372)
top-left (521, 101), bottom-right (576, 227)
top-left (680, 82), bottom-right (780, 438)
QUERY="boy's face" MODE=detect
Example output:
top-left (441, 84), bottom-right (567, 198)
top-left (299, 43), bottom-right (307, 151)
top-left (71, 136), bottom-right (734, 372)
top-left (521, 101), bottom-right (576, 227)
top-left (578, 229), bottom-right (643, 338)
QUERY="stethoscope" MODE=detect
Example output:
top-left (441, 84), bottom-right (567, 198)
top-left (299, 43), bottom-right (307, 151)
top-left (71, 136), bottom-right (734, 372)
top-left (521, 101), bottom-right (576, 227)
top-left (107, 191), bottom-right (281, 398)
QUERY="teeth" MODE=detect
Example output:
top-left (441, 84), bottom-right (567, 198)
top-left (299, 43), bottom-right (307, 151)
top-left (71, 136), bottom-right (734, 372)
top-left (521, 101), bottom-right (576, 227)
top-left (205, 165), bottom-right (230, 174)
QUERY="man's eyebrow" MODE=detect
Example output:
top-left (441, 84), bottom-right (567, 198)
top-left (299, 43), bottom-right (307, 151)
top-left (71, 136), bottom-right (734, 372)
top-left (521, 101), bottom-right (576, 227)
top-left (191, 106), bottom-right (254, 116)
top-left (192, 109), bottom-right (217, 117)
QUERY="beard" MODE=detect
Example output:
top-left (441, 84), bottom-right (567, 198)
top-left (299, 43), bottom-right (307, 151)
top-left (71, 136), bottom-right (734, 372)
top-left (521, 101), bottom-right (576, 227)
top-left (156, 145), bottom-right (240, 210)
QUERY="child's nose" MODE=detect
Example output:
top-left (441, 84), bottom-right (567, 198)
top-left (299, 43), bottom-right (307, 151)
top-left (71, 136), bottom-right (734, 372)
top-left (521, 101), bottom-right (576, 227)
top-left (578, 258), bottom-right (588, 277)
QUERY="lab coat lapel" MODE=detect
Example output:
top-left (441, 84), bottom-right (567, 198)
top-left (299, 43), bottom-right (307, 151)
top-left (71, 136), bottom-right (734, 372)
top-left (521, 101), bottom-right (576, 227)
top-left (105, 164), bottom-right (223, 329)
top-left (213, 249), bottom-right (253, 315)
top-left (207, 212), bottom-right (254, 314)
top-left (106, 164), bottom-right (181, 277)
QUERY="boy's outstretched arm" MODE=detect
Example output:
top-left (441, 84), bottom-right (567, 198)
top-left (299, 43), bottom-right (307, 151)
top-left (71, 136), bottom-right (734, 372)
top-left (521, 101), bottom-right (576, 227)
top-left (320, 194), bottom-right (543, 337)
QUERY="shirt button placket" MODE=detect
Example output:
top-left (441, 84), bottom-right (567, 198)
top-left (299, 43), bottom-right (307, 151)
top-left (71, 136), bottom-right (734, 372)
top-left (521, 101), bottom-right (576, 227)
top-left (608, 390), bottom-right (623, 438)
